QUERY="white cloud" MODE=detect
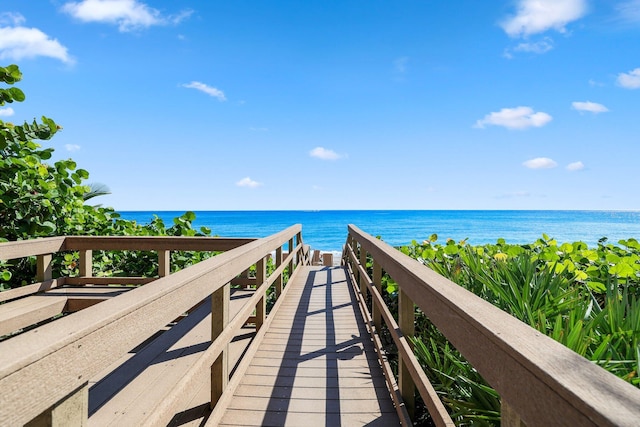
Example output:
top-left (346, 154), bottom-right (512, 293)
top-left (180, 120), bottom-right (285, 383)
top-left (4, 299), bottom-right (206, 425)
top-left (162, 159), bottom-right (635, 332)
top-left (566, 161), bottom-right (585, 171)
top-left (65, 144), bottom-right (81, 152)
top-left (309, 147), bottom-right (343, 160)
top-left (169, 9), bottom-right (194, 25)
top-left (474, 106), bottom-right (552, 130)
top-left (617, 68), bottom-right (640, 89)
top-left (501, 0), bottom-right (588, 37)
top-left (182, 82), bottom-right (226, 101)
top-left (236, 177), bottom-right (262, 188)
top-left (394, 57), bottom-right (409, 73)
top-left (0, 14), bottom-right (73, 64)
top-left (616, 0), bottom-right (640, 23)
top-left (504, 38), bottom-right (554, 58)
top-left (0, 107), bottom-right (14, 117)
top-left (523, 157), bottom-right (558, 169)
top-left (515, 38), bottom-right (554, 54)
top-left (571, 101), bottom-right (609, 113)
top-left (62, 0), bottom-right (192, 32)
top-left (0, 12), bottom-right (25, 26)
top-left (498, 191), bottom-right (531, 199)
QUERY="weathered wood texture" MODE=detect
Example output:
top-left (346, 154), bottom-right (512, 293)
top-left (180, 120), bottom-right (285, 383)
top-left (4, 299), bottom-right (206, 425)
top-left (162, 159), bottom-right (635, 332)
top-left (0, 236), bottom-right (254, 261)
top-left (0, 278), bottom-right (64, 303)
top-left (347, 224), bottom-right (640, 427)
top-left (0, 294), bottom-right (67, 336)
top-left (0, 225), bottom-right (301, 426)
top-left (88, 289), bottom-right (255, 427)
top-left (0, 285), bottom-right (139, 337)
top-left (344, 241), bottom-right (452, 427)
top-left (63, 236), bottom-right (256, 252)
top-left (0, 236), bottom-right (66, 260)
top-left (217, 266), bottom-right (401, 426)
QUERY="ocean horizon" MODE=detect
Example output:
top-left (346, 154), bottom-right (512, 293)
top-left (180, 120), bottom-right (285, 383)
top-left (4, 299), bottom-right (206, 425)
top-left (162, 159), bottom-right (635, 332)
top-left (118, 210), bottom-right (640, 253)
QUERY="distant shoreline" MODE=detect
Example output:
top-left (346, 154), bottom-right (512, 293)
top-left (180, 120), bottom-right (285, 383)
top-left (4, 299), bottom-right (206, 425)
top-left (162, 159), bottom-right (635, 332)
top-left (117, 210), bottom-right (640, 253)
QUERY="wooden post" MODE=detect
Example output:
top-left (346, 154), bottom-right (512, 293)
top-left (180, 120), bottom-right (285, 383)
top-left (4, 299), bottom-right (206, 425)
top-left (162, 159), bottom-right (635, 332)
top-left (399, 288), bottom-right (415, 419)
top-left (211, 283), bottom-right (230, 407)
top-left (79, 250), bottom-right (92, 278)
top-left (26, 383), bottom-right (88, 427)
top-left (275, 247), bottom-right (283, 297)
top-left (353, 240), bottom-right (360, 287)
top-left (158, 250), bottom-right (170, 277)
top-left (322, 253), bottom-right (333, 266)
top-left (372, 260), bottom-right (382, 332)
top-left (36, 254), bottom-right (52, 282)
top-left (288, 238), bottom-right (294, 281)
top-left (359, 247), bottom-right (367, 297)
top-left (502, 400), bottom-right (526, 427)
top-left (255, 257), bottom-right (266, 331)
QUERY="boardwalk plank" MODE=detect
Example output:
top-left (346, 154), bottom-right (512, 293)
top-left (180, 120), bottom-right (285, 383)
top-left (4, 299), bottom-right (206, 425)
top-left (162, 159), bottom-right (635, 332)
top-left (217, 266), bottom-right (400, 426)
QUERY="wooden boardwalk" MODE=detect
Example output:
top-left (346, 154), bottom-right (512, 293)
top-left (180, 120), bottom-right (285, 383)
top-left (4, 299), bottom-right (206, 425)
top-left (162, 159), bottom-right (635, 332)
top-left (3, 228), bottom-right (640, 426)
top-left (218, 266), bottom-right (400, 426)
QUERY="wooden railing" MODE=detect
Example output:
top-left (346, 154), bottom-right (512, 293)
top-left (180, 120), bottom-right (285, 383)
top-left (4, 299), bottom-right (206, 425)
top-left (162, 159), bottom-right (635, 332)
top-left (0, 236), bottom-right (257, 304)
top-left (0, 225), bottom-right (308, 426)
top-left (343, 224), bottom-right (640, 427)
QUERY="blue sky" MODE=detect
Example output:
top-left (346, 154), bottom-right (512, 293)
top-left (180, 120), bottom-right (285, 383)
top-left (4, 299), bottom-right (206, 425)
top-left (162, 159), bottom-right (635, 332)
top-left (1, 0), bottom-right (639, 210)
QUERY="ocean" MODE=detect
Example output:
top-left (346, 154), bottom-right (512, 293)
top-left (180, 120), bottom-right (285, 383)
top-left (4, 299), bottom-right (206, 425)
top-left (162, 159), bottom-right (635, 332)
top-left (118, 210), bottom-right (640, 253)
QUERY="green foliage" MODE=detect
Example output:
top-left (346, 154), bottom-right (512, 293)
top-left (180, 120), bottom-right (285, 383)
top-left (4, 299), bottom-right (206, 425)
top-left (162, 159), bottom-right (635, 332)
top-left (395, 234), bottom-right (640, 425)
top-left (0, 65), bottom-right (214, 289)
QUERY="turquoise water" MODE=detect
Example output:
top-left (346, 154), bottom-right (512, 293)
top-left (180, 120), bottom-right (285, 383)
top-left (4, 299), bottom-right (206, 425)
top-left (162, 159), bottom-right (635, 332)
top-left (117, 210), bottom-right (640, 253)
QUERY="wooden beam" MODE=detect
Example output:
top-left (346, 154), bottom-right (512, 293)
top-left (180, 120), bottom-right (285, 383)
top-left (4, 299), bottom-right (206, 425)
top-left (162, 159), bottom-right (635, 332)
top-left (36, 254), bottom-right (52, 283)
top-left (359, 246), bottom-right (367, 297)
top-left (0, 237), bottom-right (66, 261)
top-left (322, 252), bottom-right (333, 266)
top-left (64, 277), bottom-right (155, 286)
top-left (158, 250), bottom-right (170, 277)
top-left (372, 260), bottom-right (382, 332)
top-left (211, 283), bottom-right (230, 407)
top-left (25, 383), bottom-right (88, 427)
top-left (399, 288), bottom-right (415, 419)
top-left (0, 279), bottom-right (64, 304)
top-left (287, 238), bottom-right (294, 283)
top-left (502, 399), bottom-right (526, 427)
top-left (275, 247), bottom-right (283, 297)
top-left (63, 236), bottom-right (256, 252)
top-left (0, 295), bottom-right (67, 336)
top-left (255, 257), bottom-right (266, 331)
top-left (78, 250), bottom-right (92, 278)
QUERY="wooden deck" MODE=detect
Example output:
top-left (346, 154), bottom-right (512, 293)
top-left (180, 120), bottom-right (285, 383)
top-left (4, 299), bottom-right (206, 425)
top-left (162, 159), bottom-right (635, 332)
top-left (5, 227), bottom-right (638, 426)
top-left (217, 266), bottom-right (400, 426)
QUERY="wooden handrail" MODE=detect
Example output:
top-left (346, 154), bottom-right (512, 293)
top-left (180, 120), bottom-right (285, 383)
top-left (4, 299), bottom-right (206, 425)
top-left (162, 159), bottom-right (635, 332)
top-left (345, 224), bottom-right (640, 427)
top-left (63, 236), bottom-right (257, 252)
top-left (0, 236), bottom-right (66, 260)
top-left (0, 236), bottom-right (257, 261)
top-left (344, 240), bottom-right (453, 427)
top-left (0, 236), bottom-right (260, 303)
top-left (0, 225), bottom-right (303, 426)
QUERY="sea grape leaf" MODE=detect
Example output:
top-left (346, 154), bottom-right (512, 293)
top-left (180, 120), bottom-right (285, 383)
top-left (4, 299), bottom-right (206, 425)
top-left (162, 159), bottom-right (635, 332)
top-left (610, 261), bottom-right (635, 278)
top-left (587, 281), bottom-right (606, 293)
